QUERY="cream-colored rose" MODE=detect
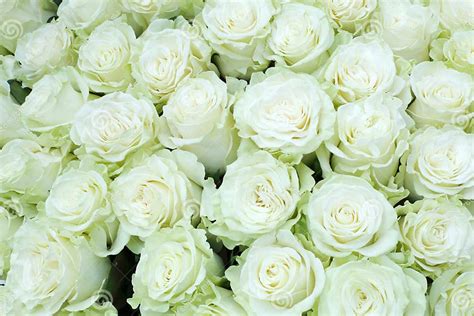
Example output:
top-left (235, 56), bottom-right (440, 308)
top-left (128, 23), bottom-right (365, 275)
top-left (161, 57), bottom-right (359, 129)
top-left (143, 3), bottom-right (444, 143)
top-left (158, 72), bottom-right (242, 175)
top-left (0, 139), bottom-right (64, 203)
top-left (196, 0), bottom-right (279, 78)
top-left (110, 149), bottom-right (205, 239)
top-left (319, 93), bottom-right (413, 204)
top-left (429, 266), bottom-right (474, 316)
top-left (14, 20), bottom-right (75, 86)
top-left (408, 61), bottom-right (473, 130)
top-left (431, 30), bottom-right (474, 76)
top-left (234, 68), bottom-right (335, 162)
top-left (398, 198), bottom-right (473, 276)
top-left (58, 0), bottom-right (121, 36)
top-left (322, 36), bottom-right (410, 107)
top-left (318, 256), bottom-right (427, 315)
top-left (78, 19), bottom-right (136, 93)
top-left (375, 0), bottom-right (439, 62)
top-left (21, 67), bottom-right (90, 147)
top-left (266, 3), bottom-right (334, 73)
top-left (403, 126), bottom-right (474, 199)
top-left (201, 150), bottom-right (314, 249)
top-left (324, 0), bottom-right (377, 32)
top-left (70, 92), bottom-right (159, 163)
top-left (128, 225), bottom-right (223, 314)
top-left (432, 0), bottom-right (474, 32)
top-left (226, 230), bottom-right (326, 316)
top-left (305, 174), bottom-right (399, 257)
top-left (131, 17), bottom-right (213, 104)
top-left (5, 221), bottom-right (111, 314)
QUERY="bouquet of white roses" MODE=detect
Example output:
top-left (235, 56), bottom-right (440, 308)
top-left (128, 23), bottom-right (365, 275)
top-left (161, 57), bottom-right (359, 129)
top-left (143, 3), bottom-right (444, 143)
top-left (0, 0), bottom-right (472, 315)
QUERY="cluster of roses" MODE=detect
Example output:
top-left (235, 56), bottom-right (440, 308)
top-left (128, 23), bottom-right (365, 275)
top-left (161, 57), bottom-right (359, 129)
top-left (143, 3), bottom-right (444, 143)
top-left (0, 0), bottom-right (472, 315)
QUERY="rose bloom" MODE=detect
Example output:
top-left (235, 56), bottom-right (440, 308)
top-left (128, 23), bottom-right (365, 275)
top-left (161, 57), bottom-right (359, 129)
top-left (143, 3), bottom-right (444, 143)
top-left (5, 221), bottom-right (110, 314)
top-left (128, 225), bottom-right (223, 314)
top-left (131, 17), bottom-right (213, 104)
top-left (70, 92), bottom-right (159, 163)
top-left (398, 198), bottom-right (473, 276)
top-left (226, 230), bottom-right (325, 316)
top-left (158, 71), bottom-right (242, 175)
top-left (402, 126), bottom-right (474, 199)
top-left (322, 35), bottom-right (411, 107)
top-left (319, 93), bottom-right (413, 204)
top-left (111, 149), bottom-right (205, 239)
top-left (324, 0), bottom-right (377, 32)
top-left (0, 139), bottom-right (64, 203)
top-left (201, 150), bottom-right (314, 249)
top-left (305, 174), bottom-right (399, 257)
top-left (77, 19), bottom-right (136, 93)
top-left (57, 0), bottom-right (121, 36)
top-left (318, 256), bottom-right (427, 315)
top-left (408, 61), bottom-right (473, 130)
top-left (375, 0), bottom-right (439, 62)
top-left (266, 2), bottom-right (334, 73)
top-left (431, 30), bottom-right (474, 76)
top-left (429, 266), bottom-right (474, 315)
top-left (15, 21), bottom-right (75, 86)
top-left (196, 0), bottom-right (279, 78)
top-left (234, 68), bottom-right (335, 163)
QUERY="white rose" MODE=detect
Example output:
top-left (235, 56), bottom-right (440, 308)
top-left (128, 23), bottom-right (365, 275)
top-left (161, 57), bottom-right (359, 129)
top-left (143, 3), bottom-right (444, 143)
top-left (374, 0), bottom-right (439, 62)
top-left (266, 3), bottom-right (334, 73)
top-left (58, 0), bottom-right (121, 36)
top-left (408, 61), bottom-right (473, 130)
top-left (0, 94), bottom-right (34, 146)
top-left (14, 20), bottom-right (75, 86)
top-left (432, 0), bottom-right (474, 32)
top-left (234, 69), bottom-right (335, 162)
top-left (78, 19), bottom-right (136, 93)
top-left (403, 126), bottom-right (474, 199)
top-left (158, 71), bottom-right (242, 175)
top-left (5, 220), bottom-right (111, 314)
top-left (0, 139), bottom-right (64, 203)
top-left (429, 266), bottom-right (474, 316)
top-left (0, 0), bottom-right (56, 52)
top-left (21, 67), bottom-right (90, 146)
top-left (128, 225), bottom-right (223, 314)
top-left (226, 230), bottom-right (326, 316)
top-left (121, 0), bottom-right (204, 31)
top-left (201, 150), bottom-right (314, 249)
top-left (175, 282), bottom-right (246, 315)
top-left (398, 198), bottom-right (473, 276)
top-left (305, 174), bottom-right (399, 257)
top-left (44, 164), bottom-right (111, 234)
top-left (322, 36), bottom-right (410, 107)
top-left (196, 0), bottom-right (279, 78)
top-left (319, 93), bottom-right (413, 204)
top-left (43, 160), bottom-right (127, 257)
top-left (324, 0), bottom-right (377, 32)
top-left (0, 206), bottom-right (21, 277)
top-left (431, 30), bottom-right (474, 76)
top-left (318, 256), bottom-right (427, 315)
top-left (111, 149), bottom-right (205, 239)
top-left (70, 92), bottom-right (159, 163)
top-left (131, 17), bottom-right (213, 104)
